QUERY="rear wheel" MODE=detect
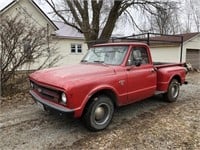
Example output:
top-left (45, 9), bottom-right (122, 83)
top-left (82, 95), bottom-right (114, 131)
top-left (164, 79), bottom-right (180, 102)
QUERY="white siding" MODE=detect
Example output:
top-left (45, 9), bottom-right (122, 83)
top-left (19, 38), bottom-right (88, 70)
top-left (53, 38), bottom-right (88, 66)
top-left (150, 34), bottom-right (200, 63)
top-left (182, 35), bottom-right (200, 62)
top-left (150, 46), bottom-right (180, 63)
top-left (2, 0), bottom-right (55, 33)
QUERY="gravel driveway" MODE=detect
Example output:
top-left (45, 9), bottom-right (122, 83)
top-left (0, 73), bottom-right (200, 150)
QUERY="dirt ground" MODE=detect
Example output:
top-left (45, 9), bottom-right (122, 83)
top-left (0, 72), bottom-right (200, 150)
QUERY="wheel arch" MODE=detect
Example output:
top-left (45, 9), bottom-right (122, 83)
top-left (164, 75), bottom-right (181, 91)
top-left (81, 88), bottom-right (118, 117)
top-left (170, 75), bottom-right (181, 85)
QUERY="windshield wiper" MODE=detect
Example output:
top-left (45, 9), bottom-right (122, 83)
top-left (81, 60), bottom-right (88, 62)
top-left (93, 60), bottom-right (104, 63)
top-left (93, 60), bottom-right (108, 66)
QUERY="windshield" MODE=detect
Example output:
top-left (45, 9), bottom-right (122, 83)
top-left (81, 46), bottom-right (128, 65)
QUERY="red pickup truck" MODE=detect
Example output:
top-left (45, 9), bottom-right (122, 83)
top-left (29, 42), bottom-right (187, 131)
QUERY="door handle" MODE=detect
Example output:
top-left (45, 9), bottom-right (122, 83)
top-left (126, 67), bottom-right (132, 71)
top-left (151, 68), bottom-right (156, 73)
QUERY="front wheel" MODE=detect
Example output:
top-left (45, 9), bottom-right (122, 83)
top-left (163, 79), bottom-right (180, 102)
top-left (82, 95), bottom-right (114, 131)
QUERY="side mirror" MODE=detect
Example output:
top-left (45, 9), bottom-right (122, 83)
top-left (127, 59), bottom-right (132, 66)
top-left (135, 58), bottom-right (142, 66)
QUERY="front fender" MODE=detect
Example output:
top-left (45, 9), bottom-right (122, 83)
top-left (73, 84), bottom-right (119, 118)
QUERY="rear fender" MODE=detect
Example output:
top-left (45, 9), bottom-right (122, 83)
top-left (157, 73), bottom-right (184, 92)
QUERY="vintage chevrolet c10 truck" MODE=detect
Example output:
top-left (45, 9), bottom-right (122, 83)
top-left (29, 42), bottom-right (187, 131)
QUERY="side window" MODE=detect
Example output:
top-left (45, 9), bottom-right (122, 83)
top-left (127, 46), bottom-right (149, 66)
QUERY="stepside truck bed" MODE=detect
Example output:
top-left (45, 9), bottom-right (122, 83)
top-left (153, 62), bottom-right (186, 69)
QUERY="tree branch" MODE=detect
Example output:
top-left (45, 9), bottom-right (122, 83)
top-left (99, 0), bottom-right (123, 40)
top-left (91, 0), bottom-right (103, 38)
top-left (45, 0), bottom-right (82, 33)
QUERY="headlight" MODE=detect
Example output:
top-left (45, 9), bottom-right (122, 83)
top-left (61, 93), bottom-right (67, 103)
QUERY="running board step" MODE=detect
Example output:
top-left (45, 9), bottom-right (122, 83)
top-left (155, 91), bottom-right (165, 95)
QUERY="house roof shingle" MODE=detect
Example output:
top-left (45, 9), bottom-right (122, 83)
top-left (53, 21), bottom-right (84, 39)
top-left (149, 32), bottom-right (200, 43)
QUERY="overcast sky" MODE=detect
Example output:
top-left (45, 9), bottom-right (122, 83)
top-left (0, 0), bottom-right (13, 10)
top-left (0, 0), bottom-right (198, 34)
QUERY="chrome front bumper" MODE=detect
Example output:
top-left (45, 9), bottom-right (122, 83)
top-left (29, 90), bottom-right (74, 113)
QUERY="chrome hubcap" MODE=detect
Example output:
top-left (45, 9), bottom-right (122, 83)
top-left (94, 103), bottom-right (110, 125)
top-left (171, 84), bottom-right (179, 98)
top-left (95, 107), bottom-right (105, 121)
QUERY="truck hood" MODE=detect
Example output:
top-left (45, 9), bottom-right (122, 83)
top-left (29, 63), bottom-right (115, 89)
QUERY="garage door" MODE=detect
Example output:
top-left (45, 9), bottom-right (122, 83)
top-left (186, 49), bottom-right (200, 69)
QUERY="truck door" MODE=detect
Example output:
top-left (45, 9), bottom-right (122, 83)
top-left (126, 46), bottom-right (157, 103)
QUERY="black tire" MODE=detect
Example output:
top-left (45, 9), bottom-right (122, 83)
top-left (82, 95), bottom-right (114, 131)
top-left (164, 79), bottom-right (180, 102)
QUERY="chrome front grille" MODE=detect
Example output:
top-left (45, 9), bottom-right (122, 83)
top-left (31, 82), bottom-right (60, 103)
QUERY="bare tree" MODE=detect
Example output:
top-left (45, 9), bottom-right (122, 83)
top-left (185, 13), bottom-right (192, 33)
top-left (0, 15), bottom-right (61, 95)
top-left (188, 0), bottom-right (200, 32)
top-left (45, 0), bottom-right (172, 47)
top-left (147, 1), bottom-right (181, 34)
top-left (182, 0), bottom-right (200, 33)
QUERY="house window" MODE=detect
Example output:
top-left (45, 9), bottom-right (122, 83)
top-left (71, 44), bottom-right (82, 53)
top-left (71, 44), bottom-right (76, 53)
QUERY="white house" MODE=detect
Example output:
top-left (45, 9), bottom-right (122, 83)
top-left (0, 0), bottom-right (88, 69)
top-left (150, 33), bottom-right (200, 69)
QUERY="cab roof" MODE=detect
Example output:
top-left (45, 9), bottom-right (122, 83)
top-left (93, 42), bottom-right (148, 47)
